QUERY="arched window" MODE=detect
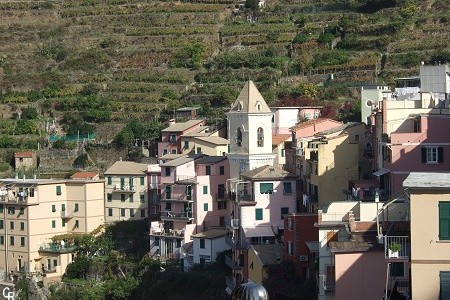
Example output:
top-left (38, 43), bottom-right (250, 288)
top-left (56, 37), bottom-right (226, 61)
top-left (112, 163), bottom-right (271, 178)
top-left (236, 127), bottom-right (242, 146)
top-left (257, 127), bottom-right (264, 147)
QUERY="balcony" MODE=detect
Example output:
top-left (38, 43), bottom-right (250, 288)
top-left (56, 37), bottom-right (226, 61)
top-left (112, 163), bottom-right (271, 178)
top-left (384, 236), bottom-right (409, 260)
top-left (175, 176), bottom-right (197, 185)
top-left (226, 218), bottom-right (239, 230)
top-left (225, 235), bottom-right (249, 250)
top-left (0, 193), bottom-right (31, 205)
top-left (149, 228), bottom-right (185, 238)
top-left (113, 185), bottom-right (135, 193)
top-left (225, 255), bottom-right (241, 270)
top-left (61, 211), bottom-right (73, 219)
top-left (320, 274), bottom-right (335, 291)
top-left (39, 243), bottom-right (77, 254)
top-left (296, 148), bottom-right (305, 156)
top-left (160, 211), bottom-right (193, 221)
top-left (160, 193), bottom-right (193, 203)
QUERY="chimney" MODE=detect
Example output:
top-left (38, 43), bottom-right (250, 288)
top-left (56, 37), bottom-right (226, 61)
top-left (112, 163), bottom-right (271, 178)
top-left (23, 174), bottom-right (26, 181)
top-left (348, 211), bottom-right (356, 233)
top-left (168, 119), bottom-right (176, 126)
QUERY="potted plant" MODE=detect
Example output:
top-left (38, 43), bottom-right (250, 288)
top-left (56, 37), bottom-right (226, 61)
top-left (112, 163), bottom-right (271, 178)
top-left (389, 242), bottom-right (401, 258)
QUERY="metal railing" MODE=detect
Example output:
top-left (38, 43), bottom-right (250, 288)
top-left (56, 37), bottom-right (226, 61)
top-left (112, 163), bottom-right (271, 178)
top-left (385, 236), bottom-right (409, 259)
top-left (149, 229), bottom-right (185, 237)
top-left (160, 192), bottom-right (193, 202)
top-left (113, 185), bottom-right (135, 192)
top-left (320, 274), bottom-right (335, 291)
top-left (39, 244), bottom-right (77, 253)
top-left (226, 218), bottom-right (239, 229)
top-left (160, 211), bottom-right (193, 220)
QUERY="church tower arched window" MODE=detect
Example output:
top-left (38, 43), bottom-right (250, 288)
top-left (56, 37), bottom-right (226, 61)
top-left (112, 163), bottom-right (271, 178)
top-left (236, 127), bottom-right (242, 146)
top-left (257, 127), bottom-right (264, 147)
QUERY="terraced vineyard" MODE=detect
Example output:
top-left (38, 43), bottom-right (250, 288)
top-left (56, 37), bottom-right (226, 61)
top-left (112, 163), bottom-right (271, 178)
top-left (0, 0), bottom-right (449, 155)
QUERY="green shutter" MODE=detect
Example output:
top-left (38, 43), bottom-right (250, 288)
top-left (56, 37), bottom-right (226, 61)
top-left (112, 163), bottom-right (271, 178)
top-left (441, 272), bottom-right (450, 299)
top-left (107, 177), bottom-right (112, 185)
top-left (52, 205), bottom-right (56, 212)
top-left (203, 186), bottom-right (208, 195)
top-left (283, 182), bottom-right (292, 194)
top-left (260, 183), bottom-right (273, 194)
top-left (440, 202), bottom-right (450, 240)
top-left (255, 208), bottom-right (263, 220)
top-left (140, 177), bottom-right (145, 185)
top-left (52, 220), bottom-right (56, 228)
top-left (166, 186), bottom-right (171, 199)
top-left (204, 203), bottom-right (208, 211)
top-left (56, 186), bottom-right (62, 195)
top-left (75, 203), bottom-right (79, 212)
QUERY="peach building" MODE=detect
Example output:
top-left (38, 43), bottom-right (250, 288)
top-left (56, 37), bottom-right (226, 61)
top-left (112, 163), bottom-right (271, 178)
top-left (0, 177), bottom-right (104, 280)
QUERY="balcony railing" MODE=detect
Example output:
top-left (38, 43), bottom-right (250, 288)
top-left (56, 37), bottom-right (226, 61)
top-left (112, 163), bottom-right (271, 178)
top-left (39, 244), bottom-right (77, 253)
top-left (385, 236), bottom-right (409, 259)
top-left (175, 176), bottom-right (197, 184)
top-left (321, 212), bottom-right (349, 222)
top-left (61, 211), bottom-right (74, 219)
top-left (225, 255), bottom-right (241, 270)
top-left (0, 194), bottom-right (29, 204)
top-left (160, 211), bottom-right (193, 220)
top-left (150, 229), bottom-right (185, 237)
top-left (226, 218), bottom-right (239, 229)
top-left (160, 193), bottom-right (193, 202)
top-left (113, 185), bottom-right (135, 193)
top-left (320, 274), bottom-right (335, 291)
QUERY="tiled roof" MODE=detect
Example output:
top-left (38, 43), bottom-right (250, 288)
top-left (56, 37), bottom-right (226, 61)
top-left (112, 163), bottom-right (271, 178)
top-left (70, 172), bottom-right (98, 179)
top-left (194, 136), bottom-right (229, 145)
top-left (290, 118), bottom-right (341, 131)
top-left (161, 119), bottom-right (205, 132)
top-left (182, 126), bottom-right (214, 137)
top-left (14, 151), bottom-right (34, 158)
top-left (316, 122), bottom-right (362, 136)
top-left (195, 156), bottom-right (227, 165)
top-left (240, 165), bottom-right (296, 180)
top-left (229, 81), bottom-right (271, 114)
top-left (104, 161), bottom-right (148, 175)
top-left (159, 154), bottom-right (205, 167)
top-left (403, 172), bottom-right (450, 188)
top-left (191, 229), bottom-right (228, 239)
top-left (251, 244), bottom-right (283, 266)
top-left (272, 134), bottom-right (291, 146)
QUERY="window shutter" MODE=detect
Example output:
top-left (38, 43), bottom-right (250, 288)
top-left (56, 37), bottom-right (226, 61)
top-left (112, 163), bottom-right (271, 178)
top-left (439, 147), bottom-right (444, 163)
top-left (441, 272), bottom-right (450, 299)
top-left (440, 202), bottom-right (450, 240)
top-left (421, 147), bottom-right (426, 163)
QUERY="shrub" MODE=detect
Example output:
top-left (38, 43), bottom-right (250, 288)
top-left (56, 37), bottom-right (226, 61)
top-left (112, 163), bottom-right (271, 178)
top-left (21, 107), bottom-right (38, 120)
top-left (73, 154), bottom-right (90, 168)
top-left (312, 50), bottom-right (350, 68)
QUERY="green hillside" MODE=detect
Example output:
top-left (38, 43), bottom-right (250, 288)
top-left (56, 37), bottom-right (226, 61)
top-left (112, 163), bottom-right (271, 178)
top-left (0, 0), bottom-right (449, 166)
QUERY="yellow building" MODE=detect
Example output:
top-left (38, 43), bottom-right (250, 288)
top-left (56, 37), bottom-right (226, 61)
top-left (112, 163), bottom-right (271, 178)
top-left (247, 244), bottom-right (283, 285)
top-left (404, 172), bottom-right (450, 299)
top-left (299, 123), bottom-right (365, 212)
top-left (0, 177), bottom-right (105, 280)
top-left (104, 160), bottom-right (149, 223)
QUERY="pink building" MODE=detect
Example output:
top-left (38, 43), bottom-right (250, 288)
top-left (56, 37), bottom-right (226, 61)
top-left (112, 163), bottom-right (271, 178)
top-left (147, 164), bottom-right (161, 219)
top-left (381, 114), bottom-right (450, 194)
top-left (158, 119), bottom-right (205, 157)
top-left (271, 106), bottom-right (322, 135)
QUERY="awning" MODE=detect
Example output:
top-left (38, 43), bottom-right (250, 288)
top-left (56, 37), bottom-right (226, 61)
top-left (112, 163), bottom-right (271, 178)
top-left (373, 168), bottom-right (390, 176)
top-left (305, 241), bottom-right (319, 252)
top-left (243, 226), bottom-right (275, 238)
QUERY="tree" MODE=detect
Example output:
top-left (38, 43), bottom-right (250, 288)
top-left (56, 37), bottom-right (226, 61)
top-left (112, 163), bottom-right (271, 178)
top-left (21, 107), bottom-right (38, 120)
top-left (245, 0), bottom-right (259, 10)
top-left (73, 153), bottom-right (90, 168)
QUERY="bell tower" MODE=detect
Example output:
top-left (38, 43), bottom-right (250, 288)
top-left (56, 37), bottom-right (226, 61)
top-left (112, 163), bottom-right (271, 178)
top-left (226, 81), bottom-right (276, 178)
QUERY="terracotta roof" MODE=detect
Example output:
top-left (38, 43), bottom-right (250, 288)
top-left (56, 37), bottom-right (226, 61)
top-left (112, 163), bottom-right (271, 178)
top-left (191, 229), bottom-right (228, 239)
top-left (228, 81), bottom-right (271, 114)
top-left (161, 119), bottom-right (205, 132)
top-left (290, 118), bottom-right (341, 131)
top-left (70, 172), bottom-right (99, 179)
top-left (104, 161), bottom-right (148, 175)
top-left (240, 165), bottom-right (296, 180)
top-left (14, 151), bottom-right (34, 158)
top-left (272, 134), bottom-right (291, 146)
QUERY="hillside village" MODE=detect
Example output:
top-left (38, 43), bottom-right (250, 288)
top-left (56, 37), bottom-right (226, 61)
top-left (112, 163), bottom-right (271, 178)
top-left (1, 62), bottom-right (450, 299)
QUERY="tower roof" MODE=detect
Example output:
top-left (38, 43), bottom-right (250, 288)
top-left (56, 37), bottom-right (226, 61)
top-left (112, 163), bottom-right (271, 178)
top-left (229, 81), bottom-right (271, 114)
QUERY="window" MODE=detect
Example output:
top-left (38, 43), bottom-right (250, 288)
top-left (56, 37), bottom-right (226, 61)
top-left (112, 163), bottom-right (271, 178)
top-left (108, 208), bottom-right (113, 217)
top-left (107, 177), bottom-right (112, 185)
top-left (171, 149), bottom-right (177, 154)
top-left (257, 127), bottom-right (264, 147)
top-left (176, 239), bottom-right (182, 248)
top-left (186, 186), bottom-right (192, 200)
top-left (129, 177), bottom-right (133, 189)
top-left (61, 204), bottom-right (66, 212)
top-left (204, 203), bottom-right (208, 211)
top-left (0, 220), bottom-right (3, 229)
top-left (8, 207), bottom-right (15, 215)
top-left (53, 259), bottom-right (58, 267)
top-left (20, 222), bottom-right (24, 231)
top-left (355, 134), bottom-right (360, 142)
top-left (288, 241), bottom-right (293, 255)
top-left (130, 209), bottom-right (135, 217)
top-left (75, 220), bottom-right (79, 228)
top-left (255, 208), bottom-right (263, 221)
top-left (154, 237), bottom-right (160, 246)
top-left (62, 219), bottom-right (65, 227)
top-left (9, 222), bottom-right (13, 230)
top-left (220, 166), bottom-right (225, 175)
top-left (163, 149), bottom-right (168, 155)
top-left (170, 134), bottom-right (176, 143)
top-left (74, 203), bottom-right (79, 212)
top-left (305, 113), bottom-right (311, 120)
top-left (236, 127), bottom-right (242, 146)
top-left (218, 201), bottom-right (227, 210)
top-left (120, 177), bottom-right (125, 188)
top-left (0, 236), bottom-right (3, 245)
top-left (414, 119), bottom-right (421, 133)
top-left (140, 194), bottom-right (145, 203)
top-left (165, 167), bottom-right (171, 177)
top-left (283, 182), bottom-right (292, 194)
top-left (129, 195), bottom-right (134, 202)
top-left (140, 177), bottom-right (145, 185)
top-left (0, 205), bottom-right (3, 213)
top-left (422, 146), bottom-right (443, 164)
top-left (281, 149), bottom-right (285, 157)
top-left (10, 236), bottom-right (14, 246)
top-left (184, 141), bottom-right (189, 149)
top-left (203, 186), bottom-right (208, 195)
top-left (165, 202), bottom-right (172, 211)
top-left (52, 220), bottom-right (56, 228)
top-left (439, 202), bottom-right (450, 240)
top-left (260, 183), bottom-right (273, 194)
top-left (196, 147), bottom-right (202, 154)
top-left (141, 209), bottom-right (145, 217)
top-left (206, 166), bottom-right (211, 175)
top-left (56, 186), bottom-right (62, 196)
top-left (121, 208), bottom-right (126, 217)
top-left (52, 205), bottom-right (56, 212)
top-left (281, 207), bottom-right (289, 219)
top-left (390, 262), bottom-right (404, 277)
top-left (165, 186), bottom-right (171, 199)
top-left (20, 237), bottom-right (25, 247)
top-left (121, 194), bottom-right (125, 202)
top-left (19, 207), bottom-right (24, 215)
top-left (200, 239), bottom-right (205, 249)
top-left (440, 271), bottom-right (450, 300)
